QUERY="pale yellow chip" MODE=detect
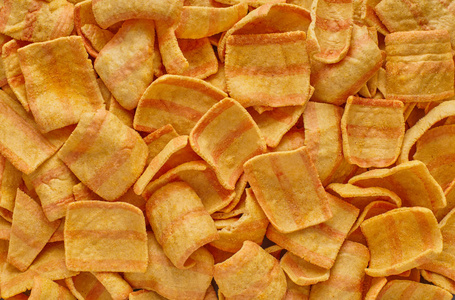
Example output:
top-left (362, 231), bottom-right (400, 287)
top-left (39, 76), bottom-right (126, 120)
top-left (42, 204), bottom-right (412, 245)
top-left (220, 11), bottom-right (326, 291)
top-left (178, 38), bottom-right (218, 80)
top-left (280, 251), bottom-right (330, 286)
top-left (64, 272), bottom-right (112, 300)
top-left (29, 276), bottom-right (76, 300)
top-left (421, 269), bottom-right (455, 295)
top-left (0, 154), bottom-right (22, 212)
top-left (92, 272), bottom-right (133, 300)
top-left (376, 280), bottom-right (452, 300)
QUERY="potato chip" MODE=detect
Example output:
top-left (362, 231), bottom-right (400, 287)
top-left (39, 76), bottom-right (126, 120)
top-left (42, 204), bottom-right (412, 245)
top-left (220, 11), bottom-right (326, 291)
top-left (80, 24), bottom-right (114, 53)
top-left (421, 269), bottom-right (455, 294)
top-left (74, 0), bottom-right (104, 58)
top-left (58, 109), bottom-right (148, 201)
top-left (205, 63), bottom-right (227, 93)
top-left (175, 3), bottom-right (248, 39)
top-left (143, 161), bottom-right (235, 214)
top-left (361, 0), bottom-right (389, 35)
top-left (244, 146), bottom-right (332, 233)
top-left (341, 96), bottom-right (404, 168)
top-left (124, 232), bottom-right (214, 300)
top-left (2, 40), bottom-right (29, 112)
top-left (178, 38), bottom-right (218, 79)
top-left (209, 188), bottom-right (268, 253)
top-left (271, 127), bottom-right (306, 152)
top-left (143, 124), bottom-right (179, 164)
top-left (304, 101), bottom-right (344, 185)
top-left (72, 182), bottom-right (102, 202)
top-left (309, 241), bottom-right (370, 300)
top-left (92, 272), bottom-right (133, 300)
top-left (18, 36), bottom-right (104, 133)
top-left (310, 24), bottom-right (383, 105)
top-left (361, 207), bottom-right (442, 277)
top-left (363, 276), bottom-right (388, 300)
top-left (387, 268), bottom-right (421, 283)
top-left (436, 179), bottom-right (455, 221)
top-left (190, 97), bottom-right (266, 190)
top-left (107, 96), bottom-right (134, 128)
top-left (307, 0), bottom-right (353, 63)
top-left (284, 275), bottom-right (311, 299)
top-left (94, 20), bottom-right (155, 110)
top-left (64, 272), bottom-right (112, 300)
top-left (0, 214), bottom-right (11, 240)
top-left (0, 155), bottom-right (22, 212)
top-left (129, 289), bottom-right (168, 300)
top-left (156, 20), bottom-right (189, 75)
top-left (214, 240), bottom-right (287, 299)
top-left (92, 0), bottom-right (183, 29)
top-left (385, 30), bottom-right (454, 102)
top-left (267, 193), bottom-right (359, 269)
top-left (203, 285), bottom-right (217, 300)
top-left (29, 276), bottom-right (76, 300)
top-left (225, 31), bottom-right (311, 108)
top-left (280, 251), bottom-right (330, 286)
top-left (8, 189), bottom-right (61, 271)
top-left (145, 181), bottom-right (218, 269)
top-left (217, 173), bottom-right (247, 213)
top-left (0, 0), bottom-right (74, 42)
top-left (134, 74), bottom-right (227, 135)
top-left (49, 219), bottom-right (65, 243)
top-left (0, 33), bottom-right (11, 87)
top-left (65, 200), bottom-right (148, 272)
top-left (376, 280), bottom-right (452, 300)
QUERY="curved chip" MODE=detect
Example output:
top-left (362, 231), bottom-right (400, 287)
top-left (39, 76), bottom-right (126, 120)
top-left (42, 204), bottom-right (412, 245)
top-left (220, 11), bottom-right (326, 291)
top-left (361, 207), bottom-right (443, 277)
top-left (0, 154), bottom-right (22, 212)
top-left (421, 269), bottom-right (455, 295)
top-left (214, 240), bottom-right (287, 299)
top-left (134, 75), bottom-right (227, 135)
top-left (177, 38), bottom-right (218, 80)
top-left (146, 181), bottom-right (218, 269)
top-left (436, 179), bottom-right (455, 221)
top-left (65, 272), bottom-right (112, 300)
top-left (80, 24), bottom-right (114, 53)
top-left (376, 280), bottom-right (452, 300)
top-left (156, 20), bottom-right (189, 75)
top-left (190, 98), bottom-right (266, 190)
top-left (74, 0), bottom-right (104, 58)
top-left (64, 201), bottom-right (148, 272)
top-left (341, 96), bottom-right (405, 168)
top-left (363, 276), bottom-right (388, 300)
top-left (129, 290), bottom-right (168, 300)
top-left (244, 146), bottom-right (332, 233)
top-left (280, 251), bottom-right (330, 286)
top-left (143, 124), bottom-right (179, 165)
top-left (272, 127), bottom-right (306, 152)
top-left (30, 276), bottom-right (76, 300)
top-left (92, 272), bottom-right (133, 300)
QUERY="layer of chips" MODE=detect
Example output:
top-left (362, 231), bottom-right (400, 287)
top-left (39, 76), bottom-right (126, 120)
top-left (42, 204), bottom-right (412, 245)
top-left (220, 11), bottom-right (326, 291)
top-left (29, 276), bottom-right (76, 300)
top-left (280, 251), bottom-right (330, 286)
top-left (178, 38), bottom-right (219, 80)
top-left (0, 154), bottom-right (22, 212)
top-left (376, 280), bottom-right (452, 300)
top-left (64, 272), bottom-right (112, 299)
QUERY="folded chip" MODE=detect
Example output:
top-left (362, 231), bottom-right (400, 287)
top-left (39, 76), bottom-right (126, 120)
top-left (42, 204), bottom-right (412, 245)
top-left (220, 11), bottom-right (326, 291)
top-left (145, 181), bottom-right (218, 269)
top-left (92, 272), bottom-right (133, 300)
top-left (74, 0), bottom-right (106, 58)
top-left (124, 232), bottom-right (214, 300)
top-left (65, 272), bottom-right (113, 300)
top-left (190, 97), bottom-right (266, 190)
top-left (280, 251), bottom-right (330, 286)
top-left (267, 193), bottom-right (359, 269)
top-left (0, 0), bottom-right (74, 42)
top-left (29, 276), bottom-right (76, 300)
top-left (385, 30), bottom-right (454, 102)
top-left (244, 146), bottom-right (332, 233)
top-left (225, 31), bottom-right (312, 108)
top-left (214, 240), bottom-right (287, 299)
top-left (376, 280), bottom-right (452, 300)
top-left (94, 20), bottom-right (155, 110)
top-left (65, 200), bottom-right (148, 272)
top-left (134, 75), bottom-right (227, 135)
top-left (58, 109), bottom-right (148, 201)
top-left (156, 20), bottom-right (189, 75)
top-left (0, 154), bottom-right (22, 212)
top-left (178, 38), bottom-right (218, 80)
top-left (285, 276), bottom-right (311, 300)
top-left (143, 124), bottom-right (179, 165)
top-left (421, 269), bottom-right (455, 294)
top-left (272, 127), bottom-right (306, 152)
top-left (361, 207), bottom-right (443, 277)
top-left (18, 36), bottom-right (104, 133)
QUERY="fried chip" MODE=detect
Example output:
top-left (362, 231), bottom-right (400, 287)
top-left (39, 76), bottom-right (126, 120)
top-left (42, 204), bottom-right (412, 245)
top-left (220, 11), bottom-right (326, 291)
top-left (72, 182), bottom-right (102, 202)
top-left (0, 0), bottom-right (74, 42)
top-left (376, 280), bottom-right (452, 300)
top-left (143, 161), bottom-right (235, 214)
top-left (29, 276), bottom-right (76, 300)
top-left (94, 20), bottom-right (155, 110)
top-left (0, 155), bottom-right (22, 212)
top-left (421, 269), bottom-right (455, 294)
top-left (209, 188), bottom-right (268, 253)
top-left (124, 232), bottom-right (214, 300)
top-left (134, 74), bottom-right (227, 135)
top-left (244, 146), bottom-right (332, 233)
top-left (64, 272), bottom-right (112, 300)
top-left (214, 240), bottom-right (287, 299)
top-left (271, 127), bottom-right (306, 152)
top-left (280, 251), bottom-right (330, 286)
top-left (106, 96), bottom-right (134, 128)
top-left (74, 0), bottom-right (104, 58)
top-left (304, 101), bottom-right (344, 185)
top-left (217, 173), bottom-right (247, 213)
top-left (354, 160), bottom-right (446, 210)
top-left (145, 181), bottom-right (218, 269)
top-left (363, 276), bottom-right (388, 300)
top-left (58, 109), bottom-right (148, 201)
top-left (307, 0), bottom-right (353, 63)
top-left (49, 219), bottom-right (65, 243)
top-left (8, 190), bottom-right (60, 271)
top-left (385, 30), bottom-right (454, 102)
top-left (225, 31), bottom-right (311, 108)
top-left (361, 207), bottom-right (442, 277)
top-left (437, 179), bottom-right (455, 221)
top-left (267, 193), bottom-right (359, 269)
top-left (175, 3), bottom-right (248, 39)
top-left (80, 24), bottom-right (114, 53)
top-left (18, 36), bottom-right (104, 133)
top-left (0, 214), bottom-right (11, 240)
top-left (92, 0), bottom-right (183, 29)
top-left (205, 62), bottom-right (227, 93)
top-left (65, 200), bottom-right (148, 272)
top-left (309, 241), bottom-right (370, 300)
top-left (190, 97), bottom-right (266, 190)
top-left (285, 275), bottom-right (311, 299)
top-left (156, 21), bottom-right (189, 75)
top-left (0, 33), bottom-right (11, 88)
top-left (341, 96), bottom-right (405, 168)
top-left (92, 272), bottom-right (133, 300)
top-left (178, 38), bottom-right (218, 79)
top-left (311, 24), bottom-right (383, 105)
top-left (129, 289), bottom-right (168, 300)
top-left (143, 124), bottom-right (179, 165)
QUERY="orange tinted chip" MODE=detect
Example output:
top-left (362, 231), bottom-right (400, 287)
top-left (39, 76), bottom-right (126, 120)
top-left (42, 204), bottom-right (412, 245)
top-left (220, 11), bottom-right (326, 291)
top-left (178, 38), bottom-right (218, 80)
top-left (280, 251), bottom-right (330, 286)
top-left (29, 276), bottom-right (75, 300)
top-left (0, 154), bottom-right (22, 212)
top-left (92, 272), bottom-right (133, 300)
top-left (376, 280), bottom-right (452, 300)
top-left (65, 272), bottom-right (112, 300)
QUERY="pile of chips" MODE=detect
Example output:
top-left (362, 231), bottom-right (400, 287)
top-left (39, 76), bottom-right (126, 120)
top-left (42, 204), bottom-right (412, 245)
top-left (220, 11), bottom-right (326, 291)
top-left (2, 0), bottom-right (455, 299)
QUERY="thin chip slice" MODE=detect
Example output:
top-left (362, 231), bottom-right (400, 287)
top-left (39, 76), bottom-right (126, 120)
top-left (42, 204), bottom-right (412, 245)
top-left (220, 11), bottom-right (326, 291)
top-left (146, 181), bottom-right (218, 269)
top-left (29, 276), bottom-right (76, 300)
top-left (156, 21), bottom-right (189, 75)
top-left (74, 0), bottom-right (103, 58)
top-left (349, 160), bottom-right (445, 211)
top-left (436, 179), bottom-right (455, 221)
top-left (72, 182), bottom-right (102, 202)
top-left (58, 109), bottom-right (148, 201)
top-left (376, 280), bottom-right (452, 300)
top-left (143, 124), bottom-right (179, 165)
top-left (225, 31), bottom-right (311, 108)
top-left (65, 201), bottom-right (148, 272)
top-left (244, 146), bottom-right (332, 233)
top-left (0, 0), bottom-right (74, 42)
top-left (64, 272), bottom-right (112, 300)
top-left (309, 241), bottom-right (370, 300)
top-left (178, 38), bottom-right (218, 79)
top-left (385, 30), bottom-right (454, 102)
top-left (271, 127), bottom-right (306, 152)
top-left (92, 272), bottom-right (133, 300)
top-left (280, 251), bottom-right (330, 286)
top-left (18, 36), bottom-right (104, 133)
top-left (285, 275), bottom-right (311, 300)
top-left (124, 232), bottom-right (214, 300)
top-left (49, 219), bottom-right (65, 243)
top-left (8, 190), bottom-right (61, 271)
top-left (341, 96), bottom-right (404, 168)
top-left (363, 276), bottom-right (388, 300)
top-left (361, 207), bottom-right (443, 277)
top-left (0, 155), bottom-right (22, 212)
top-left (0, 215), bottom-right (10, 240)
top-left (94, 20), bottom-right (155, 110)
top-left (0, 34), bottom-right (11, 87)
top-left (134, 75), bottom-right (227, 135)
top-left (267, 193), bottom-right (359, 269)
top-left (107, 96), bottom-right (134, 128)
top-left (129, 290), bottom-right (167, 300)
top-left (421, 270), bottom-right (455, 295)
top-left (214, 240), bottom-right (287, 299)
top-left (80, 24), bottom-right (114, 53)
top-left (190, 97), bottom-right (266, 190)
top-left (217, 173), bottom-right (247, 213)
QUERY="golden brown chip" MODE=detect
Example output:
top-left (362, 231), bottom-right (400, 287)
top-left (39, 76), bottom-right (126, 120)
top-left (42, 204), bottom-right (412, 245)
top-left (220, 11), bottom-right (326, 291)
top-left (376, 280), bottom-right (452, 300)
top-left (178, 38), bottom-right (218, 79)
top-left (92, 272), bottom-right (133, 300)
top-left (280, 251), bottom-right (330, 286)
top-left (143, 124), bottom-right (179, 164)
top-left (156, 20), bottom-right (189, 75)
top-left (421, 269), bottom-right (455, 294)
top-left (74, 0), bottom-right (106, 58)
top-left (129, 289), bottom-right (168, 300)
top-left (29, 276), bottom-right (76, 300)
top-left (271, 127), bottom-right (306, 153)
top-left (284, 275), bottom-right (311, 299)
top-left (80, 24), bottom-right (114, 53)
top-left (64, 272), bottom-right (112, 300)
top-left (0, 154), bottom-right (22, 212)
